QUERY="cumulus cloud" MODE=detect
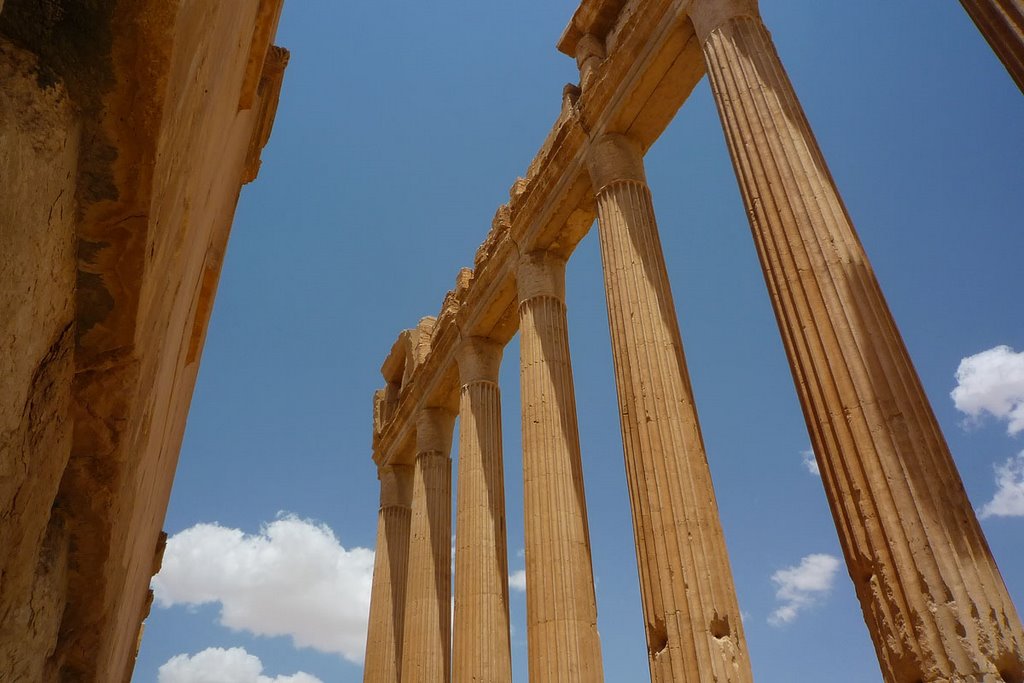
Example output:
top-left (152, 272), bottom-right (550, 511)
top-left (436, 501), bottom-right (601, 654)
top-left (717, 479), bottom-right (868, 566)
top-left (801, 448), bottom-right (820, 476)
top-left (768, 553), bottom-right (841, 626)
top-left (153, 516), bottom-right (374, 663)
top-left (508, 569), bottom-right (526, 592)
top-left (951, 345), bottom-right (1024, 435)
top-left (157, 647), bottom-right (323, 683)
top-left (979, 451), bottom-right (1024, 519)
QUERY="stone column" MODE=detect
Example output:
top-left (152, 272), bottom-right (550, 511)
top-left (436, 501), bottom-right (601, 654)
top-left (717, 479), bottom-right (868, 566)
top-left (517, 251), bottom-right (604, 683)
top-left (364, 465), bottom-right (414, 683)
top-left (452, 337), bottom-right (512, 683)
top-left (587, 133), bottom-right (752, 683)
top-left (400, 408), bottom-right (456, 683)
top-left (690, 1), bottom-right (1024, 680)
top-left (959, 0), bottom-right (1024, 93)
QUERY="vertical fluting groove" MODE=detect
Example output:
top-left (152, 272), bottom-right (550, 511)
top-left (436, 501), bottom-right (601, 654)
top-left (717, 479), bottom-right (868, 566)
top-left (453, 378), bottom-right (512, 683)
top-left (700, 11), bottom-right (1024, 682)
top-left (593, 175), bottom-right (751, 683)
top-left (364, 505), bottom-right (412, 683)
top-left (400, 452), bottom-right (452, 683)
top-left (519, 292), bottom-right (604, 683)
top-left (960, 0), bottom-right (1024, 93)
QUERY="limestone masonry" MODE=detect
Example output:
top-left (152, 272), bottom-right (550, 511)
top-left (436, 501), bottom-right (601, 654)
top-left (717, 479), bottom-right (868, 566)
top-left (1, 0), bottom-right (286, 680)
top-left (364, 1), bottom-right (1024, 682)
top-left (1, 0), bottom-right (1021, 682)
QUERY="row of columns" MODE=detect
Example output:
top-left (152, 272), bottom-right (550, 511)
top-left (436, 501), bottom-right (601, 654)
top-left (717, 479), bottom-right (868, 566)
top-left (363, 1), bottom-right (1024, 681)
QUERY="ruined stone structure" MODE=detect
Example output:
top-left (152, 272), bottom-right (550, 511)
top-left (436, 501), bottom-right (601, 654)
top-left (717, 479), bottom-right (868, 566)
top-left (365, 1), bottom-right (1024, 682)
top-left (0, 1), bottom-right (287, 680)
top-left (960, 0), bottom-right (1024, 93)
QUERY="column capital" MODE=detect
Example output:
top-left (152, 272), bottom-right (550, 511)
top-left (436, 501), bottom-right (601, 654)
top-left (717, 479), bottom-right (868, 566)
top-left (415, 406), bottom-right (455, 456)
top-left (378, 464), bottom-right (413, 509)
top-left (456, 336), bottom-right (503, 385)
top-left (517, 250), bottom-right (566, 304)
top-left (586, 133), bottom-right (646, 191)
top-left (689, 0), bottom-right (759, 42)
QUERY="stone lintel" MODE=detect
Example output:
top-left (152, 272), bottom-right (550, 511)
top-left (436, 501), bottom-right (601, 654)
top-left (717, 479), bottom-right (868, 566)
top-left (380, 329), bottom-right (412, 383)
top-left (372, 0), bottom-right (707, 469)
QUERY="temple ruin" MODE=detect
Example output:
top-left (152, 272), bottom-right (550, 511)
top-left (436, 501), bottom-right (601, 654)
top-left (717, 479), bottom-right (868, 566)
top-left (364, 1), bottom-right (1024, 682)
top-left (1, 0), bottom-right (287, 680)
top-left (1, 0), bottom-right (1022, 681)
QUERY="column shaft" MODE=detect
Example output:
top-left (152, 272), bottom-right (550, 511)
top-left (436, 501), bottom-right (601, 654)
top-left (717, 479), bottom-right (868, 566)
top-left (364, 466), bottom-right (413, 683)
top-left (452, 338), bottom-right (512, 682)
top-left (588, 134), bottom-right (752, 683)
top-left (518, 252), bottom-right (604, 683)
top-left (691, 2), bottom-right (1024, 681)
top-left (400, 409), bottom-right (455, 683)
top-left (960, 0), bottom-right (1024, 93)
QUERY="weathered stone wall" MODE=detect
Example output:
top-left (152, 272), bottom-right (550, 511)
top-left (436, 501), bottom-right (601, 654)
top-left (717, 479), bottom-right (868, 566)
top-left (0, 0), bottom-right (286, 679)
top-left (0, 35), bottom-right (78, 683)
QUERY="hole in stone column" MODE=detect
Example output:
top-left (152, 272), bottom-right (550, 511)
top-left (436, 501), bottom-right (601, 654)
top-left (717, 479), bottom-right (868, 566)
top-left (954, 622), bottom-right (966, 638)
top-left (996, 652), bottom-right (1024, 683)
top-left (709, 613), bottom-right (731, 639)
top-left (647, 617), bottom-right (668, 657)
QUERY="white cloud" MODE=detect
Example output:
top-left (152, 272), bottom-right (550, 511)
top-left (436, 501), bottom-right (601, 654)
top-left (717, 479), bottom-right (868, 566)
top-left (157, 647), bottom-right (323, 683)
top-left (801, 448), bottom-right (820, 476)
top-left (951, 345), bottom-right (1024, 435)
top-left (153, 516), bottom-right (374, 663)
top-left (979, 451), bottom-right (1024, 519)
top-left (768, 553), bottom-right (841, 626)
top-left (508, 569), bottom-right (526, 592)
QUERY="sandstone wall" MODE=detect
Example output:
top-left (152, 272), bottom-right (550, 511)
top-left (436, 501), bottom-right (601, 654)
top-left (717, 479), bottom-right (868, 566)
top-left (0, 0), bottom-right (287, 679)
top-left (0, 35), bottom-right (78, 682)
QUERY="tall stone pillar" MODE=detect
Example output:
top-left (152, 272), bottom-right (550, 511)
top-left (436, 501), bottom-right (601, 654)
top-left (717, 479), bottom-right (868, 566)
top-left (959, 0), bottom-right (1024, 93)
top-left (452, 337), bottom-right (512, 683)
top-left (517, 251), bottom-right (604, 683)
top-left (400, 408), bottom-right (456, 683)
top-left (690, 1), bottom-right (1024, 680)
top-left (364, 465), bottom-right (414, 683)
top-left (587, 133), bottom-right (752, 683)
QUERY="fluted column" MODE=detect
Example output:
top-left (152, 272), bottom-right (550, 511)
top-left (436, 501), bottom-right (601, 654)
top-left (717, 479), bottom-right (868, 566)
top-left (691, 1), bottom-right (1024, 680)
top-left (364, 465), bottom-right (414, 683)
top-left (517, 251), bottom-right (604, 683)
top-left (400, 408), bottom-right (456, 683)
top-left (587, 133), bottom-right (752, 683)
top-left (452, 337), bottom-right (512, 682)
top-left (959, 0), bottom-right (1024, 93)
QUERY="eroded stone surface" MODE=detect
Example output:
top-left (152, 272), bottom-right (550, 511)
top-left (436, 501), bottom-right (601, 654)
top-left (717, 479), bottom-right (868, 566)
top-left (694, 1), bottom-right (1024, 679)
top-left (366, 1), bottom-right (1024, 682)
top-left (0, 1), bottom-right (288, 680)
top-left (588, 132), bottom-right (752, 683)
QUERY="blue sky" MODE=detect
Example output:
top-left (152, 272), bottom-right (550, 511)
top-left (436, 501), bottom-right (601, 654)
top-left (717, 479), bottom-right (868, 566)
top-left (134, 2), bottom-right (1024, 681)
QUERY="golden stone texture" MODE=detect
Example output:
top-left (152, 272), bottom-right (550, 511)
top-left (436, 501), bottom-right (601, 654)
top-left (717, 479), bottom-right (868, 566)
top-left (692, 0), bottom-right (1024, 679)
top-left (452, 338), bottom-right (512, 683)
top-left (0, 1), bottom-right (287, 680)
top-left (588, 132), bottom-right (752, 683)
top-left (364, 465), bottom-right (413, 683)
top-left (400, 408), bottom-right (456, 683)
top-left (366, 1), bottom-right (1023, 682)
top-left (959, 0), bottom-right (1024, 93)
top-left (517, 252), bottom-right (604, 683)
